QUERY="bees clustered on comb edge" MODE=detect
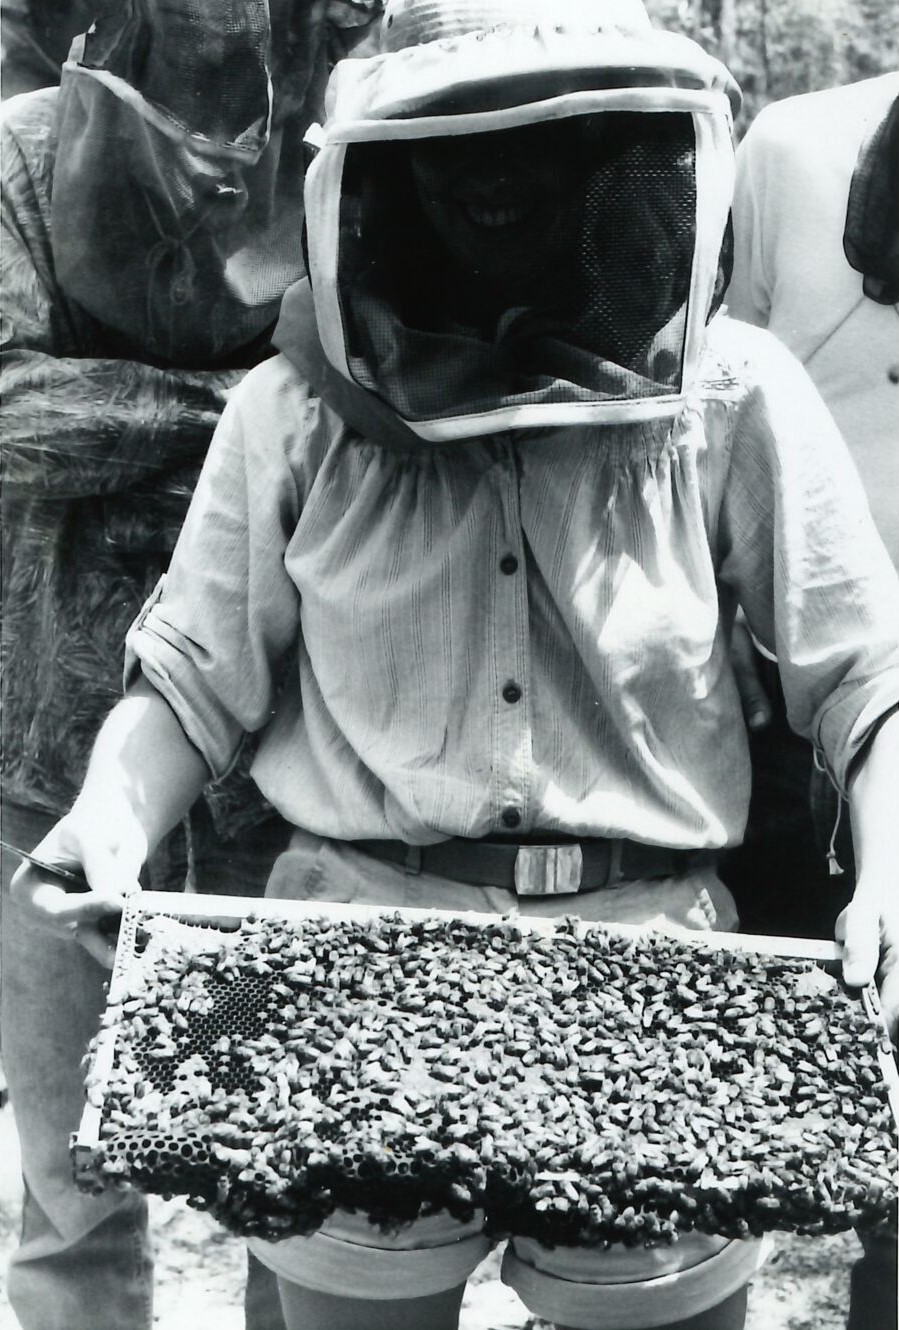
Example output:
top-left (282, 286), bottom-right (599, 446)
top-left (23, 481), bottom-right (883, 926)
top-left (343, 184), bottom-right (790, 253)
top-left (76, 912), bottom-right (899, 1247)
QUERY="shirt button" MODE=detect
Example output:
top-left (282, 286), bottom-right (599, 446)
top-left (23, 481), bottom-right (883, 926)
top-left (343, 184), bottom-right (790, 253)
top-left (500, 554), bottom-right (519, 575)
top-left (502, 682), bottom-right (522, 704)
top-left (501, 806), bottom-right (521, 829)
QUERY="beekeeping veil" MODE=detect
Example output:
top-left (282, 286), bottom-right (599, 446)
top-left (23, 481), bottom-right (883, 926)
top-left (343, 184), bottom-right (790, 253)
top-left (50, 0), bottom-right (324, 365)
top-left (302, 0), bottom-right (740, 439)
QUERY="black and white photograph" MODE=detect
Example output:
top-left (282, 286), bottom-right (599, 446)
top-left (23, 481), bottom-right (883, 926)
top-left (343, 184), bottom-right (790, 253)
top-left (1, 2), bottom-right (897, 1328)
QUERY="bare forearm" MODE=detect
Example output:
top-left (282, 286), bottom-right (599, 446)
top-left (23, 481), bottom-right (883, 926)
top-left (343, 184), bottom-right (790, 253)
top-left (10, 675), bottom-right (213, 967)
top-left (71, 674), bottom-right (211, 860)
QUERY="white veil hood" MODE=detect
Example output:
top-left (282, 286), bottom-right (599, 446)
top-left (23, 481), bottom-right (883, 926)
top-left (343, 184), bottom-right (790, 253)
top-left (304, 0), bottom-right (741, 440)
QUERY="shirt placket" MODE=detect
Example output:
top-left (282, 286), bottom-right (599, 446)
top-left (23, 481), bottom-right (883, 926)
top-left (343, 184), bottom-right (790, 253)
top-left (490, 440), bottom-right (532, 833)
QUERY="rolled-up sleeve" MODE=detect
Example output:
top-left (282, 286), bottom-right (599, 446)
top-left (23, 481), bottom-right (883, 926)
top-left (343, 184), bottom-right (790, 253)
top-left (716, 322), bottom-right (899, 792)
top-left (125, 358), bottom-right (317, 778)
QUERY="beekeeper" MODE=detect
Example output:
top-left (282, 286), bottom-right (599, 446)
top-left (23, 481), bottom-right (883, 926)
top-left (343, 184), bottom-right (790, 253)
top-left (11, 1), bottom-right (899, 1328)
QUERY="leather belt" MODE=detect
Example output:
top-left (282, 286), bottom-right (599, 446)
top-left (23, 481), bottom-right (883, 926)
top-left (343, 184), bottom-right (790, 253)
top-left (350, 837), bottom-right (695, 896)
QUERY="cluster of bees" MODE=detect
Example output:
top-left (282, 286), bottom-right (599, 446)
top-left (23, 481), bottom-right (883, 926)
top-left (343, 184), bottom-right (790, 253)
top-left (75, 911), bottom-right (898, 1247)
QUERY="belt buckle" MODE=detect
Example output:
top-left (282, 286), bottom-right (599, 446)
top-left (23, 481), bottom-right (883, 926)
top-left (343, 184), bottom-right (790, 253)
top-left (513, 844), bottom-right (583, 896)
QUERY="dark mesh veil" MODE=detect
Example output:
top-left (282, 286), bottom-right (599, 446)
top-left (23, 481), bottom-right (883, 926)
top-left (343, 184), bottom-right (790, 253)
top-left (334, 112), bottom-right (700, 424)
top-left (49, 0), bottom-right (335, 365)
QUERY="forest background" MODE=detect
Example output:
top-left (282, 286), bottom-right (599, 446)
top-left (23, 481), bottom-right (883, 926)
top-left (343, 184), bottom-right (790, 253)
top-left (646, 0), bottom-right (898, 130)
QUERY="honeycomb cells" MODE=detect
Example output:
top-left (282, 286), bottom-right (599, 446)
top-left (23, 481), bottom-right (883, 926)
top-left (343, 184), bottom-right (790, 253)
top-left (76, 909), bottom-right (899, 1247)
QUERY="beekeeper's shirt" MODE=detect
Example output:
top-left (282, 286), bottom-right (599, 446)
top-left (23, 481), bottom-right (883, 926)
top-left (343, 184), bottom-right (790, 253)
top-left (126, 315), bottom-right (899, 849)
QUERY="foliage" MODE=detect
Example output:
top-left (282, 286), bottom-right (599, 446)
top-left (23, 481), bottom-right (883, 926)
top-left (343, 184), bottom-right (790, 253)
top-left (645, 0), bottom-right (898, 133)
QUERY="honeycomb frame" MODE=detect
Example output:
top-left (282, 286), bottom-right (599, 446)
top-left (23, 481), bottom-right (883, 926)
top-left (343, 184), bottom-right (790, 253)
top-left (72, 892), bottom-right (899, 1247)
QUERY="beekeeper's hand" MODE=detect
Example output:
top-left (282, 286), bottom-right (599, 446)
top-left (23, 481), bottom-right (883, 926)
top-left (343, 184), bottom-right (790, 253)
top-left (8, 803), bottom-right (145, 968)
top-left (837, 878), bottom-right (899, 1044)
top-left (840, 707), bottom-right (899, 1042)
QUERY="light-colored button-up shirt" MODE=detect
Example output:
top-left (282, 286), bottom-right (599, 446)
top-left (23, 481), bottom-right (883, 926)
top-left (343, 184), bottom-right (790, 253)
top-left (127, 316), bottom-right (899, 849)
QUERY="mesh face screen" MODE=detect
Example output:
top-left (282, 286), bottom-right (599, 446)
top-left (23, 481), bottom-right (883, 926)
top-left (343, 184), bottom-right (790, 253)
top-left (51, 73), bottom-right (307, 365)
top-left (336, 113), bottom-right (698, 424)
top-left (78, 0), bottom-right (272, 147)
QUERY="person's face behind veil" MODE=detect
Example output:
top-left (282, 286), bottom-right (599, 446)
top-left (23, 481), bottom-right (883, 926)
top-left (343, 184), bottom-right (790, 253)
top-left (407, 114), bottom-right (697, 366)
top-left (408, 120), bottom-right (585, 317)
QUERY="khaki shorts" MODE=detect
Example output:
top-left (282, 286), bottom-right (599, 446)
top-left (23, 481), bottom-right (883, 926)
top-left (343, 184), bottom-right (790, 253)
top-left (249, 1208), bottom-right (770, 1327)
top-left (253, 829), bottom-right (757, 1326)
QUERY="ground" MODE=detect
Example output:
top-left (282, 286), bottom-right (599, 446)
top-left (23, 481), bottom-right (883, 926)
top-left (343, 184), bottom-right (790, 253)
top-left (0, 1095), bottom-right (859, 1330)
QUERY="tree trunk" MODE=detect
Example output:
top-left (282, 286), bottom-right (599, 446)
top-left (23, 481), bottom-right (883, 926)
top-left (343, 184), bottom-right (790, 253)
top-left (691, 0), bottom-right (703, 39)
top-left (718, 0), bottom-right (736, 65)
top-left (757, 0), bottom-right (770, 96)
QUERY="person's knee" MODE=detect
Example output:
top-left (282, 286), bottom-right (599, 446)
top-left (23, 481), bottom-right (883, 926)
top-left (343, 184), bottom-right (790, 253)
top-left (502, 1234), bottom-right (759, 1330)
top-left (550, 1285), bottom-right (747, 1330)
top-left (247, 1207), bottom-right (490, 1307)
top-left (275, 1278), bottom-right (466, 1330)
top-left (245, 1250), bottom-right (288, 1330)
